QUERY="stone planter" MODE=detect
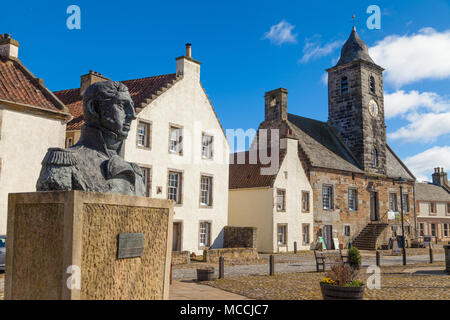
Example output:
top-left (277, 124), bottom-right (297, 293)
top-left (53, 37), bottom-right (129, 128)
top-left (197, 268), bottom-right (215, 281)
top-left (320, 282), bottom-right (365, 300)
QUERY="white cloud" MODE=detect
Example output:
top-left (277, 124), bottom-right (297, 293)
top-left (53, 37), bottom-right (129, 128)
top-left (369, 28), bottom-right (450, 86)
top-left (388, 111), bottom-right (450, 143)
top-left (384, 90), bottom-right (450, 118)
top-left (299, 37), bottom-right (343, 64)
top-left (320, 73), bottom-right (328, 85)
top-left (263, 20), bottom-right (297, 45)
top-left (404, 146), bottom-right (450, 181)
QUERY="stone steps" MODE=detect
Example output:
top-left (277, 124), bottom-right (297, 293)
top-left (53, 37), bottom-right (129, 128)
top-left (352, 223), bottom-right (388, 251)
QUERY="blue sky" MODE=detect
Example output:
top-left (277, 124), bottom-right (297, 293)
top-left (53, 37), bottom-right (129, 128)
top-left (2, 0), bottom-right (450, 180)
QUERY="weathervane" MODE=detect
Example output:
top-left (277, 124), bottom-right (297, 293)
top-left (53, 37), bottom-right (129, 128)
top-left (352, 14), bottom-right (356, 27)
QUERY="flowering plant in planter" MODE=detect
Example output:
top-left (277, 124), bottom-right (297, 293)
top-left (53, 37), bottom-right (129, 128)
top-left (320, 263), bottom-right (365, 300)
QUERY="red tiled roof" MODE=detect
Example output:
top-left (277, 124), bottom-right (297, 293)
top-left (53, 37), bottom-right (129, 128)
top-left (55, 73), bottom-right (177, 130)
top-left (229, 150), bottom-right (286, 189)
top-left (0, 57), bottom-right (66, 113)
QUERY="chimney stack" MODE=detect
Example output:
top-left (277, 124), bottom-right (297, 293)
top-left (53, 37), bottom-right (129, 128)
top-left (185, 43), bottom-right (192, 58)
top-left (176, 43), bottom-right (201, 80)
top-left (80, 70), bottom-right (111, 96)
top-left (432, 167), bottom-right (449, 187)
top-left (264, 88), bottom-right (288, 122)
top-left (0, 34), bottom-right (19, 59)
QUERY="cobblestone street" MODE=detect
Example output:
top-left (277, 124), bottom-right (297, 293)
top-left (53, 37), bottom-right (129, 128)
top-left (206, 262), bottom-right (450, 300)
top-left (172, 252), bottom-right (445, 280)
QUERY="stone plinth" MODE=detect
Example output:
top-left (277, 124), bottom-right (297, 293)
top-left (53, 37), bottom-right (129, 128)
top-left (223, 226), bottom-right (257, 249)
top-left (203, 248), bottom-right (259, 263)
top-left (5, 191), bottom-right (173, 300)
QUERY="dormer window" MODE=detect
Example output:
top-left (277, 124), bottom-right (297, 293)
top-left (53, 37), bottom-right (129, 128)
top-left (341, 77), bottom-right (348, 95)
top-left (372, 148), bottom-right (378, 167)
top-left (370, 76), bottom-right (375, 94)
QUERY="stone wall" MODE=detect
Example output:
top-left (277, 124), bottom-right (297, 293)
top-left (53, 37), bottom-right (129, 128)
top-left (171, 251), bottom-right (190, 265)
top-left (310, 168), bottom-right (415, 248)
top-left (5, 191), bottom-right (173, 300)
top-left (203, 248), bottom-right (259, 263)
top-left (223, 226), bottom-right (257, 248)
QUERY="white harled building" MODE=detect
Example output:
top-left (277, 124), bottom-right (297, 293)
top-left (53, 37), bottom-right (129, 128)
top-left (55, 45), bottom-right (230, 254)
top-left (0, 34), bottom-right (70, 235)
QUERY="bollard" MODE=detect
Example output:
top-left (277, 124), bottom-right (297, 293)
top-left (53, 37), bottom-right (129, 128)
top-left (269, 255), bottom-right (275, 276)
top-left (376, 250), bottom-right (381, 267)
top-left (294, 242), bottom-right (298, 254)
top-left (429, 247), bottom-right (434, 264)
top-left (219, 256), bottom-right (224, 279)
top-left (170, 264), bottom-right (173, 285)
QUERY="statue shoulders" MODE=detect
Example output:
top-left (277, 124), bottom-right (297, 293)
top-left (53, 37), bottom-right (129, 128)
top-left (42, 147), bottom-right (79, 167)
top-left (130, 162), bottom-right (144, 177)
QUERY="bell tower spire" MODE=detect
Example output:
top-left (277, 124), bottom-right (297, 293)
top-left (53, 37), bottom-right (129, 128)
top-left (326, 25), bottom-right (387, 176)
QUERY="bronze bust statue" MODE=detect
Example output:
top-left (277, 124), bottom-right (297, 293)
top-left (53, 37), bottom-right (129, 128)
top-left (36, 81), bottom-right (146, 196)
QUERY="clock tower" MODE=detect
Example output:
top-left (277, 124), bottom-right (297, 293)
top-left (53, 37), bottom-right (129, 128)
top-left (327, 26), bottom-right (387, 176)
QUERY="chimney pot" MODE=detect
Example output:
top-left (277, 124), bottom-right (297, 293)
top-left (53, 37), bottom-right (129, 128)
top-left (185, 43), bottom-right (192, 58)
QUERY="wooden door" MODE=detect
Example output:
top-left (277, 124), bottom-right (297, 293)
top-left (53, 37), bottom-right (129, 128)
top-left (370, 192), bottom-right (379, 221)
top-left (172, 222), bottom-right (182, 251)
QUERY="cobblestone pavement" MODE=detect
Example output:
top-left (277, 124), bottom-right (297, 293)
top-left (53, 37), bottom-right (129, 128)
top-left (173, 253), bottom-right (444, 280)
top-left (206, 262), bottom-right (450, 300)
top-left (170, 280), bottom-right (250, 300)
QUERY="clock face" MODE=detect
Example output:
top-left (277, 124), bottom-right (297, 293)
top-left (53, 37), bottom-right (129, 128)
top-left (369, 100), bottom-right (379, 117)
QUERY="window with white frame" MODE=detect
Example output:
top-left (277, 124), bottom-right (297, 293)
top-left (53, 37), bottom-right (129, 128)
top-left (344, 225), bottom-right (351, 237)
top-left (322, 185), bottom-right (333, 210)
top-left (277, 224), bottom-right (287, 245)
top-left (199, 222), bottom-right (211, 247)
top-left (200, 175), bottom-right (213, 207)
top-left (401, 193), bottom-right (410, 212)
top-left (419, 223), bottom-right (425, 237)
top-left (141, 166), bottom-right (152, 197)
top-left (302, 191), bottom-right (310, 212)
top-left (348, 188), bottom-right (358, 211)
top-left (168, 171), bottom-right (182, 204)
top-left (430, 202), bottom-right (437, 215)
top-left (389, 193), bottom-right (398, 211)
top-left (169, 126), bottom-right (183, 154)
top-left (431, 224), bottom-right (436, 236)
top-left (137, 121), bottom-right (151, 148)
top-left (276, 189), bottom-right (286, 212)
top-left (202, 134), bottom-right (213, 159)
top-left (302, 224), bottom-right (310, 245)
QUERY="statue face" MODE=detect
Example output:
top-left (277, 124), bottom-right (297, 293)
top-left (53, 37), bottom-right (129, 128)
top-left (98, 95), bottom-right (136, 140)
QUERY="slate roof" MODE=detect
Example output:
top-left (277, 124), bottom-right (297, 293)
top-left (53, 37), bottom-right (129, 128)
top-left (229, 149), bottom-right (286, 189)
top-left (55, 73), bottom-right (177, 130)
top-left (335, 27), bottom-right (377, 67)
top-left (415, 182), bottom-right (450, 201)
top-left (287, 114), bottom-right (364, 174)
top-left (0, 56), bottom-right (68, 114)
top-left (286, 113), bottom-right (415, 180)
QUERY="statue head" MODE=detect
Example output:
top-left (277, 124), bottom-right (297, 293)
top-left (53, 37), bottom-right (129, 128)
top-left (82, 81), bottom-right (136, 141)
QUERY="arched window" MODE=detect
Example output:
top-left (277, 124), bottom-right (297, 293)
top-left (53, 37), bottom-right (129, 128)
top-left (372, 148), bottom-right (378, 167)
top-left (341, 77), bottom-right (348, 95)
top-left (370, 76), bottom-right (375, 94)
